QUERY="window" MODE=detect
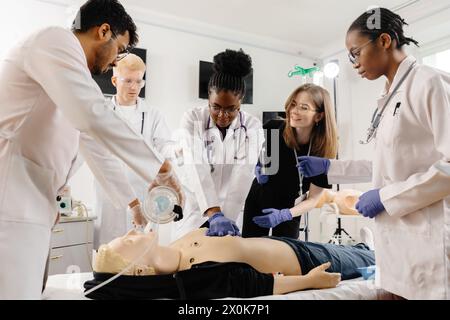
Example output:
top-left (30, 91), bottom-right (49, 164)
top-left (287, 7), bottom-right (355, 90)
top-left (422, 48), bottom-right (450, 73)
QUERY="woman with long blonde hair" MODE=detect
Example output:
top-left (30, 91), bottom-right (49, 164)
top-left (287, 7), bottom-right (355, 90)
top-left (242, 83), bottom-right (338, 239)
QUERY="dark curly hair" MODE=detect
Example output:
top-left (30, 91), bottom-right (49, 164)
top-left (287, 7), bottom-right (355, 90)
top-left (348, 7), bottom-right (419, 49)
top-left (71, 0), bottom-right (138, 48)
top-left (208, 49), bottom-right (252, 99)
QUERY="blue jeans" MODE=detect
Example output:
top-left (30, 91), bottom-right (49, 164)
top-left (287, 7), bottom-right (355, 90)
top-left (268, 236), bottom-right (375, 280)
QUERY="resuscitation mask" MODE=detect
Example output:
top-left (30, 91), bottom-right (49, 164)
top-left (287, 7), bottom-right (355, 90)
top-left (143, 186), bottom-right (183, 225)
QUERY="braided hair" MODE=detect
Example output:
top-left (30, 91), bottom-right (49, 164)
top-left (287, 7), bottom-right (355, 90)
top-left (208, 49), bottom-right (252, 100)
top-left (348, 7), bottom-right (419, 48)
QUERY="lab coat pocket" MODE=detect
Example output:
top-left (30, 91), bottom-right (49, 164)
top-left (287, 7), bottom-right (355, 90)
top-left (377, 92), bottom-right (404, 149)
top-left (0, 153), bottom-right (57, 226)
top-left (397, 206), bottom-right (431, 237)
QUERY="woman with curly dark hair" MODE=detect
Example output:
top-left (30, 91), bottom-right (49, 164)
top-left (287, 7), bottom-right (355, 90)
top-left (173, 49), bottom-right (264, 240)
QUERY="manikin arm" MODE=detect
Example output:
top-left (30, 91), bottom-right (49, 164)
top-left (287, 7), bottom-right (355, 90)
top-left (290, 187), bottom-right (363, 217)
top-left (289, 184), bottom-right (330, 217)
top-left (273, 262), bottom-right (341, 294)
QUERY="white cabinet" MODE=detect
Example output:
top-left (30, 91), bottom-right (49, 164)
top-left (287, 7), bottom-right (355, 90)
top-left (48, 217), bottom-right (96, 276)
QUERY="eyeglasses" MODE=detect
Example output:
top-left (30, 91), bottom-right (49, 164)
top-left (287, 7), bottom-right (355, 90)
top-left (116, 49), bottom-right (130, 62)
top-left (117, 77), bottom-right (146, 89)
top-left (109, 29), bottom-right (130, 62)
top-left (348, 39), bottom-right (374, 65)
top-left (290, 103), bottom-right (319, 114)
top-left (209, 105), bottom-right (239, 116)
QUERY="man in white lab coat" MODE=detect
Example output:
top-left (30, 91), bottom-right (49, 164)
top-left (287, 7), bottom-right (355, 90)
top-left (94, 53), bottom-right (174, 247)
top-left (298, 8), bottom-right (450, 299)
top-left (0, 0), bottom-right (179, 299)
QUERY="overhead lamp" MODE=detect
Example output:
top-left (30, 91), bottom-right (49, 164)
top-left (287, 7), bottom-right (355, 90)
top-left (324, 61), bottom-right (340, 79)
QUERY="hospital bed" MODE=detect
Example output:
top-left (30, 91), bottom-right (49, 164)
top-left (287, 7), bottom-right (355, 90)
top-left (42, 273), bottom-right (396, 300)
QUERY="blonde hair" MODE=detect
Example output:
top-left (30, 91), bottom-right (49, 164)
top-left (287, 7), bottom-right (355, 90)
top-left (113, 53), bottom-right (146, 76)
top-left (94, 244), bottom-right (155, 276)
top-left (283, 84), bottom-right (338, 159)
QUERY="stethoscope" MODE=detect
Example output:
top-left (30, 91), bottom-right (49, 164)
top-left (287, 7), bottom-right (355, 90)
top-left (294, 139), bottom-right (312, 200)
top-left (113, 105), bottom-right (145, 135)
top-left (204, 111), bottom-right (249, 173)
top-left (360, 62), bottom-right (416, 145)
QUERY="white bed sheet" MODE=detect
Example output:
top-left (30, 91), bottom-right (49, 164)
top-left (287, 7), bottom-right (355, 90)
top-left (42, 273), bottom-right (395, 300)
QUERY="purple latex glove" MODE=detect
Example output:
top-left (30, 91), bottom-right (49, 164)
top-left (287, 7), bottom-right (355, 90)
top-left (255, 164), bottom-right (269, 185)
top-left (356, 189), bottom-right (385, 219)
top-left (206, 212), bottom-right (241, 237)
top-left (297, 156), bottom-right (331, 178)
top-left (252, 208), bottom-right (293, 228)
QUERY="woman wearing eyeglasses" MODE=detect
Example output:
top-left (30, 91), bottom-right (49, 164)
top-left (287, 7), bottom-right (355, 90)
top-left (172, 49), bottom-right (264, 240)
top-left (242, 84), bottom-right (338, 239)
top-left (299, 8), bottom-right (450, 299)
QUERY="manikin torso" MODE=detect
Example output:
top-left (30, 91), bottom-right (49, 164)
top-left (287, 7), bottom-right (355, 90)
top-left (170, 228), bottom-right (301, 275)
top-left (108, 228), bottom-right (301, 276)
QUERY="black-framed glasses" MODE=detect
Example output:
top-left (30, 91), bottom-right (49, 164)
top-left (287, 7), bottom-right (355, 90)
top-left (348, 39), bottom-right (374, 65)
top-left (209, 105), bottom-right (239, 116)
top-left (110, 29), bottom-right (130, 62)
top-left (116, 49), bottom-right (130, 62)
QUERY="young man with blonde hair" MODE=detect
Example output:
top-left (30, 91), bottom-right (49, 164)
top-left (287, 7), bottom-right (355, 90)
top-left (94, 53), bottom-right (175, 248)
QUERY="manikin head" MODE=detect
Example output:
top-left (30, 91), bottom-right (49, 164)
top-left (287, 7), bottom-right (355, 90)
top-left (94, 229), bottom-right (180, 276)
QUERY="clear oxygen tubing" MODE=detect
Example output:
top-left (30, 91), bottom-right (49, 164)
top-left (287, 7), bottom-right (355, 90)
top-left (83, 216), bottom-right (161, 297)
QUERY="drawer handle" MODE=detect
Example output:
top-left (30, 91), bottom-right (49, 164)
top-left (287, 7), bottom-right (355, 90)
top-left (50, 255), bottom-right (64, 261)
top-left (52, 228), bottom-right (65, 234)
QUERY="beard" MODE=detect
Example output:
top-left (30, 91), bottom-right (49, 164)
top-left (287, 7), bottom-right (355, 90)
top-left (91, 41), bottom-right (114, 76)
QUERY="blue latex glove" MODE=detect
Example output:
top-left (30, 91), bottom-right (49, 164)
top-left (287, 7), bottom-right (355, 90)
top-left (255, 164), bottom-right (269, 185)
top-left (356, 189), bottom-right (385, 219)
top-left (206, 212), bottom-right (241, 237)
top-left (297, 156), bottom-right (331, 178)
top-left (252, 208), bottom-right (293, 229)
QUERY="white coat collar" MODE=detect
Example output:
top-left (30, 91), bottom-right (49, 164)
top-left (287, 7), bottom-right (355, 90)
top-left (111, 96), bottom-right (150, 113)
top-left (381, 55), bottom-right (417, 97)
top-left (70, 29), bottom-right (89, 69)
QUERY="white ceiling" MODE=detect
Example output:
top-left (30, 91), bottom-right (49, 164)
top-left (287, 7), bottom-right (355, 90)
top-left (124, 0), bottom-right (407, 47)
top-left (53, 0), bottom-right (450, 58)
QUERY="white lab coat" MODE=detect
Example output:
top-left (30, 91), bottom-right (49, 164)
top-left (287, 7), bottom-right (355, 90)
top-left (327, 56), bottom-right (450, 299)
top-left (0, 27), bottom-right (164, 299)
top-left (172, 106), bottom-right (263, 239)
top-left (94, 97), bottom-right (173, 248)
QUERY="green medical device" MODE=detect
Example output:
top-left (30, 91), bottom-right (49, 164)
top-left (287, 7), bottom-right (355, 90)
top-left (288, 65), bottom-right (320, 78)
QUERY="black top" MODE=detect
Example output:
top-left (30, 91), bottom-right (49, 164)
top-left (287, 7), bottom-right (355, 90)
top-left (256, 119), bottom-right (330, 209)
top-left (84, 262), bottom-right (274, 300)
